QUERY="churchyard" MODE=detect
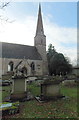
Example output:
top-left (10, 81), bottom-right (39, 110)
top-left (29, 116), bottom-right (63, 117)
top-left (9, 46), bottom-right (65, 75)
top-left (0, 76), bottom-right (78, 119)
top-left (0, 1), bottom-right (78, 119)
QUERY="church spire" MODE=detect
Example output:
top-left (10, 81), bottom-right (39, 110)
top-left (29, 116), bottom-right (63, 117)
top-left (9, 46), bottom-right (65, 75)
top-left (34, 4), bottom-right (48, 75)
top-left (36, 3), bottom-right (44, 36)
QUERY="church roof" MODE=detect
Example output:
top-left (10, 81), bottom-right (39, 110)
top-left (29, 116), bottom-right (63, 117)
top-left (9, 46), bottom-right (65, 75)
top-left (0, 42), bottom-right (42, 60)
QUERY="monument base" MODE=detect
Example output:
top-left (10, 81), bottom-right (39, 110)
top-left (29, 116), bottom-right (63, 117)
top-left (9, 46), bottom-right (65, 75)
top-left (10, 92), bottom-right (27, 101)
top-left (35, 95), bottom-right (65, 103)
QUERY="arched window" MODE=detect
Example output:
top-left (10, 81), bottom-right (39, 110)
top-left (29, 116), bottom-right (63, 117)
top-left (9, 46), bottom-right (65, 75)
top-left (8, 61), bottom-right (14, 71)
top-left (30, 62), bottom-right (35, 75)
top-left (31, 62), bottom-right (35, 71)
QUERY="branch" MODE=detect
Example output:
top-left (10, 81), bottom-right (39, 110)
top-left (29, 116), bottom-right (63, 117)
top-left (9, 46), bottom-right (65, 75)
top-left (0, 1), bottom-right (10, 9)
top-left (0, 15), bottom-right (15, 23)
top-left (0, 1), bottom-right (15, 23)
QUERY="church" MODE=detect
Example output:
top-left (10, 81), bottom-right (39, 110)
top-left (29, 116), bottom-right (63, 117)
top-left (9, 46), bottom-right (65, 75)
top-left (0, 4), bottom-right (48, 77)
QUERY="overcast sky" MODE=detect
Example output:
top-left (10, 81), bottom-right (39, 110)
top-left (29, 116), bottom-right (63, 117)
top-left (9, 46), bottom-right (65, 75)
top-left (0, 1), bottom-right (77, 66)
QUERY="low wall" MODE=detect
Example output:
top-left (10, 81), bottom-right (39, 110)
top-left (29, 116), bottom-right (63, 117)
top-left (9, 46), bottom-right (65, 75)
top-left (62, 80), bottom-right (77, 87)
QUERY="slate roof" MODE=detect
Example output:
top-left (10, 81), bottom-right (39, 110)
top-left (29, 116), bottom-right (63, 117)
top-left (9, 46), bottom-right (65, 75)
top-left (0, 42), bottom-right (42, 60)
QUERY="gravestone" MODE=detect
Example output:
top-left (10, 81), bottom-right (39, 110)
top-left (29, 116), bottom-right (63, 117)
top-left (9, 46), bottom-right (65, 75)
top-left (10, 76), bottom-right (27, 101)
top-left (35, 76), bottom-right (63, 102)
top-left (41, 83), bottom-right (61, 98)
top-left (10, 63), bottom-right (28, 101)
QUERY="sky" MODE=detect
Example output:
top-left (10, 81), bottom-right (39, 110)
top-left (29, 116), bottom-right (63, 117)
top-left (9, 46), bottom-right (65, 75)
top-left (0, 1), bottom-right (77, 66)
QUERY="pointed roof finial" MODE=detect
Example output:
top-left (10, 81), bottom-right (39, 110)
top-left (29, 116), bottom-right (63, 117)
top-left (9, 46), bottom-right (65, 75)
top-left (36, 3), bottom-right (44, 36)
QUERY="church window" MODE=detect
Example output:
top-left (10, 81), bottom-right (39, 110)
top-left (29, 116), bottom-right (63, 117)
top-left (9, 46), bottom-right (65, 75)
top-left (31, 62), bottom-right (35, 75)
top-left (31, 62), bottom-right (35, 71)
top-left (37, 64), bottom-right (40, 66)
top-left (8, 61), bottom-right (14, 71)
top-left (37, 64), bottom-right (40, 69)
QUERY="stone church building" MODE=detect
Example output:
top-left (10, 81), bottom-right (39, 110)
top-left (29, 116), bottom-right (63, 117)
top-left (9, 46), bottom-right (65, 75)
top-left (0, 4), bottom-right (48, 77)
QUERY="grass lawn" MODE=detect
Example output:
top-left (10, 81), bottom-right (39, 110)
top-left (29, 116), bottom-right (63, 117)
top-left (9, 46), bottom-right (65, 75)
top-left (0, 85), bottom-right (11, 102)
top-left (0, 82), bottom-right (78, 118)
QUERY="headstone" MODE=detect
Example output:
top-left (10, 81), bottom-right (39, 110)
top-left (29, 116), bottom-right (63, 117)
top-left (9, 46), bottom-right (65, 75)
top-left (10, 76), bottom-right (27, 101)
top-left (41, 83), bottom-right (61, 97)
top-left (10, 64), bottom-right (28, 101)
top-left (35, 76), bottom-right (63, 102)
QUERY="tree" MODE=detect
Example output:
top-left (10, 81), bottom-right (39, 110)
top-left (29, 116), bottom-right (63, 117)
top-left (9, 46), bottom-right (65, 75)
top-left (0, 1), bottom-right (10, 9)
top-left (47, 44), bottom-right (57, 75)
top-left (47, 44), bottom-right (72, 76)
top-left (0, 1), bottom-right (13, 23)
top-left (47, 44), bottom-right (57, 62)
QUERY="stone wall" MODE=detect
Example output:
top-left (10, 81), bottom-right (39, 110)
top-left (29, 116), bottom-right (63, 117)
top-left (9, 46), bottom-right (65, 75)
top-left (34, 35), bottom-right (48, 75)
top-left (0, 58), bottom-right (43, 77)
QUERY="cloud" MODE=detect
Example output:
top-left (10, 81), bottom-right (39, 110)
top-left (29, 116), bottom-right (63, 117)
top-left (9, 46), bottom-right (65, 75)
top-left (0, 16), bottom-right (36, 46)
top-left (44, 17), bottom-right (77, 65)
top-left (0, 15), bottom-right (77, 66)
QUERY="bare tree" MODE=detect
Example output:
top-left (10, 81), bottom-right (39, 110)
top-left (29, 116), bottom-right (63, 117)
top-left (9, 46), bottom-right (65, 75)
top-left (0, 1), bottom-right (14, 23)
top-left (0, 1), bottom-right (10, 9)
